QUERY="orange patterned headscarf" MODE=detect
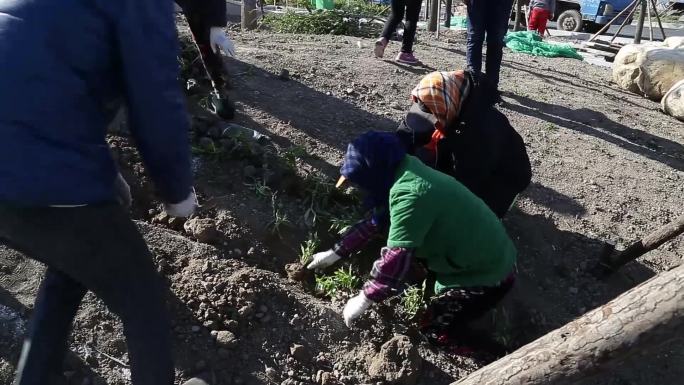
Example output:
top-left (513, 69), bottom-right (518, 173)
top-left (410, 70), bottom-right (471, 133)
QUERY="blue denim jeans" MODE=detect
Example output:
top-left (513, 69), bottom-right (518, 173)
top-left (465, 0), bottom-right (514, 87)
top-left (0, 204), bottom-right (174, 385)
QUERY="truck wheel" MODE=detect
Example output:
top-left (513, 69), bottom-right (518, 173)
top-left (557, 9), bottom-right (582, 32)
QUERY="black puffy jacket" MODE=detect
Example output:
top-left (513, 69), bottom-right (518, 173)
top-left (397, 75), bottom-right (532, 217)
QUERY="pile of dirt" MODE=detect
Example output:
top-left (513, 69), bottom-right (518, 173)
top-left (0, 222), bottom-right (478, 385)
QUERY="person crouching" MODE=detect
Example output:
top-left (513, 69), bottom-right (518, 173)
top-left (307, 131), bottom-right (517, 352)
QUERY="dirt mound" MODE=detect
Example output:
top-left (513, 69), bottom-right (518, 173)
top-left (0, 222), bottom-right (477, 385)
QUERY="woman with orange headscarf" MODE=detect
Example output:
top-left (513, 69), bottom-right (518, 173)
top-left (396, 70), bottom-right (532, 218)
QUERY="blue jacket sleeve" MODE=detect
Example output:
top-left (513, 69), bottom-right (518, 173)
top-left (116, 0), bottom-right (193, 204)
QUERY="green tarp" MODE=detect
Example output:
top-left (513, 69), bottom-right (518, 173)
top-left (504, 31), bottom-right (583, 60)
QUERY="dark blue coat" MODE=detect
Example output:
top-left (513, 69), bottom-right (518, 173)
top-left (0, 0), bottom-right (192, 205)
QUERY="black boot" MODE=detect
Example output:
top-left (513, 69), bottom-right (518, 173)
top-left (210, 90), bottom-right (235, 120)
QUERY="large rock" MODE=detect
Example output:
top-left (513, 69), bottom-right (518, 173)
top-left (662, 79), bottom-right (684, 121)
top-left (367, 335), bottom-right (422, 385)
top-left (665, 36), bottom-right (684, 49)
top-left (613, 37), bottom-right (684, 101)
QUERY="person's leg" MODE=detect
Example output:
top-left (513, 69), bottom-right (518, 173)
top-left (527, 7), bottom-right (540, 32)
top-left (0, 205), bottom-right (174, 385)
top-left (183, 9), bottom-right (234, 119)
top-left (465, 0), bottom-right (488, 75)
top-left (13, 269), bottom-right (86, 385)
top-left (538, 10), bottom-right (550, 35)
top-left (420, 273), bottom-right (515, 350)
top-left (376, 0), bottom-right (407, 57)
top-left (401, 0), bottom-right (423, 53)
top-left (381, 0), bottom-right (407, 41)
top-left (484, 0), bottom-right (515, 87)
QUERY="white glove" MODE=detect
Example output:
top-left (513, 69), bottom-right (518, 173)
top-left (209, 27), bottom-right (236, 57)
top-left (306, 249), bottom-right (342, 270)
top-left (115, 173), bottom-right (132, 208)
top-left (164, 189), bottom-right (198, 218)
top-left (343, 292), bottom-right (373, 328)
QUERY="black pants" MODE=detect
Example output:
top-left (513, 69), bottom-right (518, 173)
top-left (465, 0), bottom-right (515, 87)
top-left (0, 204), bottom-right (174, 385)
top-left (381, 0), bottom-right (423, 53)
top-left (176, 0), bottom-right (226, 90)
top-left (420, 271), bottom-right (515, 353)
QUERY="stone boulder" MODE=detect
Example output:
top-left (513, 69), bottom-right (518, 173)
top-left (664, 36), bottom-right (684, 49)
top-left (613, 37), bottom-right (684, 101)
top-left (367, 335), bottom-right (422, 385)
top-left (662, 79), bottom-right (684, 122)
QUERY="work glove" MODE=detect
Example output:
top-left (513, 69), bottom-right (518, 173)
top-left (164, 189), bottom-right (198, 218)
top-left (343, 292), bottom-right (373, 328)
top-left (306, 249), bottom-right (341, 270)
top-left (115, 173), bottom-right (132, 208)
top-left (209, 27), bottom-right (236, 57)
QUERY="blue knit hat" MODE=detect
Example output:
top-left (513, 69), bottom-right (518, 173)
top-left (340, 131), bottom-right (406, 214)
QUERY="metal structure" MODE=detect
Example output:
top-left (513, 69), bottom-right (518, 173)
top-left (587, 0), bottom-right (668, 43)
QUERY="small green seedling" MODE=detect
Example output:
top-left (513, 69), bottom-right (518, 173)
top-left (282, 145), bottom-right (308, 170)
top-left (302, 172), bottom-right (335, 227)
top-left (245, 179), bottom-right (272, 199)
top-left (299, 232), bottom-right (320, 265)
top-left (545, 123), bottom-right (558, 132)
top-left (266, 193), bottom-right (291, 237)
top-left (191, 142), bottom-right (227, 162)
top-left (328, 208), bottom-right (359, 235)
top-left (315, 265), bottom-right (360, 298)
top-left (399, 281), bottom-right (426, 320)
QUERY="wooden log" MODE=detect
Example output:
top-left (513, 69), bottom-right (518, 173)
top-left (598, 213), bottom-right (684, 275)
top-left (241, 0), bottom-right (258, 31)
top-left (451, 263), bottom-right (684, 385)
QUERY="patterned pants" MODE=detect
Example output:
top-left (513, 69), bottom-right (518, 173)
top-left (420, 271), bottom-right (515, 348)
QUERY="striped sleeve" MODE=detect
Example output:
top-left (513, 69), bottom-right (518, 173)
top-left (333, 219), bottom-right (379, 258)
top-left (362, 247), bottom-right (415, 303)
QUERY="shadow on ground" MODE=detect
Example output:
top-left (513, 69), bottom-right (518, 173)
top-left (228, 59), bottom-right (398, 158)
top-left (504, 93), bottom-right (684, 172)
top-left (497, 206), bottom-right (656, 348)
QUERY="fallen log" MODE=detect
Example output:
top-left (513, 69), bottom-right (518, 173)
top-left (597, 213), bottom-right (684, 275)
top-left (451, 263), bottom-right (684, 385)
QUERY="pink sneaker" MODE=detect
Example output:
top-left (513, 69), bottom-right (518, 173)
top-left (396, 52), bottom-right (421, 65)
top-left (374, 38), bottom-right (388, 58)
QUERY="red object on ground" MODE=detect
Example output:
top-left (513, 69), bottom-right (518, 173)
top-left (528, 8), bottom-right (551, 36)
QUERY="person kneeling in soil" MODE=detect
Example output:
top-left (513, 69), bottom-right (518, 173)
top-left (307, 131), bottom-right (517, 351)
top-left (396, 69), bottom-right (532, 218)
